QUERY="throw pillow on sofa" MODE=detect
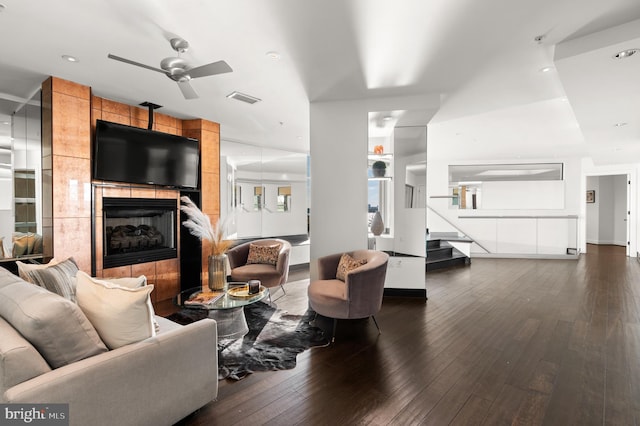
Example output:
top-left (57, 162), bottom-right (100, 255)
top-left (102, 274), bottom-right (160, 333)
top-left (0, 280), bottom-right (108, 369)
top-left (16, 257), bottom-right (61, 281)
top-left (22, 257), bottom-right (79, 302)
top-left (76, 271), bottom-right (156, 350)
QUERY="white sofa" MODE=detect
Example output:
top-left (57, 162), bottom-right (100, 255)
top-left (0, 266), bottom-right (218, 426)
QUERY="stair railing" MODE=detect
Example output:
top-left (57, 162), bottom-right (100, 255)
top-left (427, 203), bottom-right (491, 253)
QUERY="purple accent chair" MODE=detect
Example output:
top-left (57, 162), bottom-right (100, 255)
top-left (308, 250), bottom-right (389, 342)
top-left (227, 238), bottom-right (291, 303)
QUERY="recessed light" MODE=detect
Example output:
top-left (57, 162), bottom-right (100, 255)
top-left (613, 49), bottom-right (638, 59)
top-left (1, 121), bottom-right (9, 125)
top-left (539, 66), bottom-right (553, 73)
top-left (266, 51), bottom-right (281, 60)
top-left (614, 122), bottom-right (628, 127)
top-left (382, 116), bottom-right (393, 121)
top-left (62, 55), bottom-right (78, 62)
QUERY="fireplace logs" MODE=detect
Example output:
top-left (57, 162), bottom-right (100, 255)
top-left (106, 224), bottom-right (164, 254)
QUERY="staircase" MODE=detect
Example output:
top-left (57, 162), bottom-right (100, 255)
top-left (426, 234), bottom-right (471, 271)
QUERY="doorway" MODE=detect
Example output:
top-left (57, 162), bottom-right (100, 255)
top-left (585, 174), bottom-right (629, 255)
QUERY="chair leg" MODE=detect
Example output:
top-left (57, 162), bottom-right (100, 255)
top-left (280, 283), bottom-right (287, 295)
top-left (331, 318), bottom-right (338, 343)
top-left (371, 315), bottom-right (381, 334)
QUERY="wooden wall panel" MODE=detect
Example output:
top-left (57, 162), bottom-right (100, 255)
top-left (44, 77), bottom-right (92, 272)
top-left (45, 80), bottom-right (220, 302)
top-left (182, 119), bottom-right (220, 281)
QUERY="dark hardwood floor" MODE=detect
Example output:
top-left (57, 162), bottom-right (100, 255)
top-left (174, 245), bottom-right (640, 425)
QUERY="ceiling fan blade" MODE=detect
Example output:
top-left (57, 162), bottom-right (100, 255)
top-left (107, 54), bottom-right (166, 74)
top-left (178, 81), bottom-right (199, 99)
top-left (187, 60), bottom-right (233, 79)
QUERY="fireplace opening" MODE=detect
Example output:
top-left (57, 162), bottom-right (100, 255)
top-left (102, 197), bottom-right (177, 269)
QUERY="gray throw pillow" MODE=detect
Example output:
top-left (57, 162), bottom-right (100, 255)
top-left (0, 281), bottom-right (108, 369)
top-left (24, 257), bottom-right (79, 302)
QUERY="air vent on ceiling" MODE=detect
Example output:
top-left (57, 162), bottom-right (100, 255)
top-left (226, 91), bottom-right (261, 104)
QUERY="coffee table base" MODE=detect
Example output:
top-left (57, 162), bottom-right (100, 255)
top-left (207, 307), bottom-right (249, 340)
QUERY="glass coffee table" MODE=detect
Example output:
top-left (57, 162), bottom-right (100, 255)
top-left (175, 282), bottom-right (268, 340)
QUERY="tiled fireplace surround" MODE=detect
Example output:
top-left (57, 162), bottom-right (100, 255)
top-left (42, 77), bottom-right (220, 303)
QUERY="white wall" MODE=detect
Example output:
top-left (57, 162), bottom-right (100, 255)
top-left (586, 176), bottom-right (600, 243)
top-left (310, 94), bottom-right (439, 279)
top-left (426, 157), bottom-right (582, 256)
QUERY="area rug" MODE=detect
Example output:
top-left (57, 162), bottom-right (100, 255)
top-left (166, 302), bottom-right (329, 380)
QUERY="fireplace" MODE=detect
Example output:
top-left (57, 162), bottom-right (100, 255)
top-left (102, 197), bottom-right (177, 269)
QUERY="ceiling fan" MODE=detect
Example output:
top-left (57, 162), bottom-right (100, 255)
top-left (108, 37), bottom-right (232, 99)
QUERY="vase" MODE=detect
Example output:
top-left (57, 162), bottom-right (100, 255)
top-left (208, 254), bottom-right (228, 292)
top-left (371, 211), bottom-right (384, 236)
top-left (372, 167), bottom-right (386, 177)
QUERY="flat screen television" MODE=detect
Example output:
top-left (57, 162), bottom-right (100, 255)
top-left (93, 120), bottom-right (200, 189)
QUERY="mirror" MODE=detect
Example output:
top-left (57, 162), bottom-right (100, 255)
top-left (220, 141), bottom-right (308, 240)
top-left (1, 90), bottom-right (42, 259)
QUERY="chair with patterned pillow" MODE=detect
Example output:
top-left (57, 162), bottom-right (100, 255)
top-left (307, 249), bottom-right (389, 342)
top-left (227, 238), bottom-right (291, 303)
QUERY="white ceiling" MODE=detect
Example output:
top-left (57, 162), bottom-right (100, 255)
top-left (0, 0), bottom-right (639, 165)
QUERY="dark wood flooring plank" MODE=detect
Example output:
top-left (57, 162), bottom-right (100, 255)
top-left (175, 245), bottom-right (640, 425)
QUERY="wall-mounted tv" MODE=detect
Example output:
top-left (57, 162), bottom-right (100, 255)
top-left (93, 120), bottom-right (200, 189)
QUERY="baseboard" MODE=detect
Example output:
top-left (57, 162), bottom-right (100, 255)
top-left (383, 288), bottom-right (427, 299)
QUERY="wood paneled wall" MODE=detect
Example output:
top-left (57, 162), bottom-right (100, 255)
top-left (41, 77), bottom-right (220, 302)
top-left (182, 119), bottom-right (221, 282)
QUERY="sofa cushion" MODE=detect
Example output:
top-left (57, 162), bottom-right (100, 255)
top-left (76, 271), bottom-right (156, 350)
top-left (22, 257), bottom-right (79, 302)
top-left (0, 280), bottom-right (108, 369)
top-left (246, 243), bottom-right (280, 266)
top-left (0, 317), bottom-right (52, 397)
top-left (336, 253), bottom-right (367, 281)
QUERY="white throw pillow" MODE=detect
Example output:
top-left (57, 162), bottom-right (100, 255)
top-left (102, 275), bottom-right (147, 289)
top-left (103, 275), bottom-right (159, 333)
top-left (75, 271), bottom-right (156, 349)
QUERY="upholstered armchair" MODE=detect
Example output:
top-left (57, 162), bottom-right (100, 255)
top-left (227, 238), bottom-right (291, 303)
top-left (308, 249), bottom-right (389, 341)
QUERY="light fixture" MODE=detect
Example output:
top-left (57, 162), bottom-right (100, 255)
top-left (226, 91), bottom-right (261, 104)
top-left (613, 49), bottom-right (638, 59)
top-left (614, 122), bottom-right (628, 127)
top-left (266, 51), bottom-right (281, 60)
top-left (62, 55), bottom-right (78, 62)
top-left (382, 116), bottom-right (392, 121)
top-left (1, 121), bottom-right (9, 125)
top-left (539, 66), bottom-right (553, 73)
